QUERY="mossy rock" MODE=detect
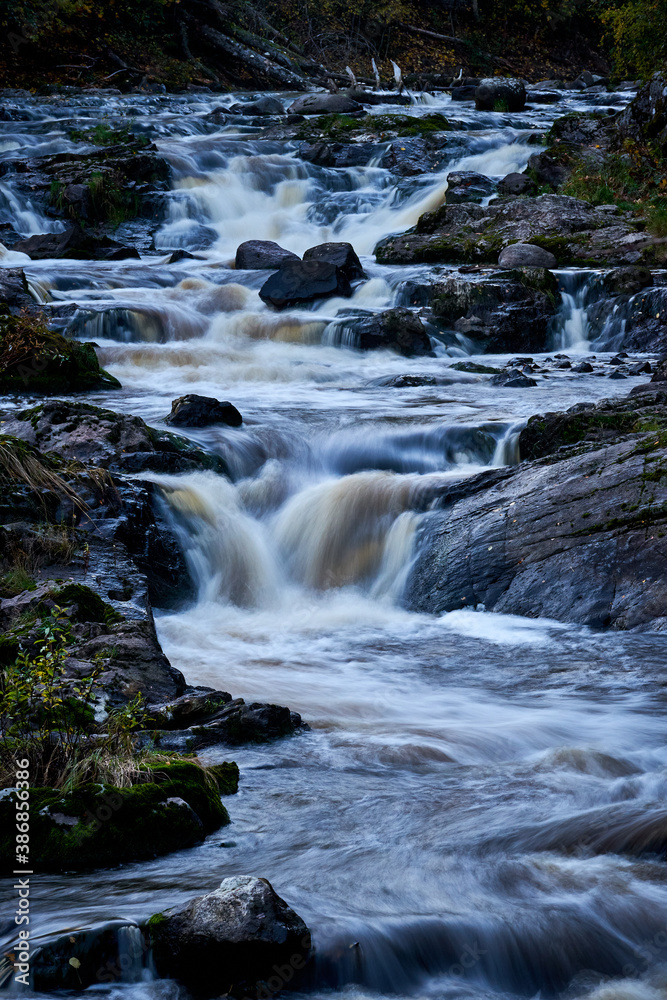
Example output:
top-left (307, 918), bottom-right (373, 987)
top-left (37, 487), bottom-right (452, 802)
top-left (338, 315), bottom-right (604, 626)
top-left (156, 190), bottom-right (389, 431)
top-left (0, 311), bottom-right (120, 394)
top-left (0, 761), bottom-right (232, 871)
top-left (295, 111), bottom-right (452, 142)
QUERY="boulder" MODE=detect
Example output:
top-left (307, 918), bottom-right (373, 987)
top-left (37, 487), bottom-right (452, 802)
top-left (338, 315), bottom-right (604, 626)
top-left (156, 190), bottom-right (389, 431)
top-left (302, 241), bottom-right (366, 281)
top-left (375, 194), bottom-right (643, 267)
top-left (0, 761), bottom-right (233, 872)
top-left (498, 243), bottom-right (557, 268)
top-left (146, 696), bottom-right (307, 751)
top-left (498, 172), bottom-right (537, 196)
top-left (323, 307), bottom-right (433, 357)
top-left (475, 77), bottom-right (526, 112)
top-left (165, 394), bottom-right (243, 428)
top-left (603, 266), bottom-right (653, 296)
top-left (0, 267), bottom-right (32, 309)
top-left (259, 259), bottom-right (352, 309)
top-left (489, 368), bottom-right (537, 387)
top-left (616, 72), bottom-right (667, 148)
top-left (31, 921), bottom-right (148, 991)
top-left (299, 140), bottom-right (377, 168)
top-left (405, 391), bottom-right (667, 630)
top-left (0, 400), bottom-right (229, 476)
top-left (287, 93), bottom-right (363, 115)
top-left (148, 876), bottom-right (312, 997)
top-left (13, 227), bottom-right (137, 262)
top-left (446, 171), bottom-right (497, 203)
top-left (526, 150), bottom-right (570, 190)
top-left (426, 269), bottom-right (558, 353)
top-left (235, 240), bottom-right (300, 270)
top-left (229, 97), bottom-right (285, 116)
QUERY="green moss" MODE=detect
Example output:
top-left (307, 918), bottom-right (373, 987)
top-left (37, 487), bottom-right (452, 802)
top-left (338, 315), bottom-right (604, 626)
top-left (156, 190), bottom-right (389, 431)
top-left (0, 761), bottom-right (231, 871)
top-left (296, 112), bottom-right (452, 143)
top-left (49, 583), bottom-right (122, 625)
top-left (209, 761), bottom-right (240, 796)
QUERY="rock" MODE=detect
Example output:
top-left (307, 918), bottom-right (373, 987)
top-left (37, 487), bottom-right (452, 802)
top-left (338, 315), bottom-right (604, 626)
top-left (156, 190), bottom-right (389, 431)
top-left (288, 93), bottom-right (363, 115)
top-left (451, 85), bottom-right (478, 101)
top-left (426, 269), bottom-right (558, 353)
top-left (259, 259), bottom-right (352, 309)
top-left (603, 266), bottom-right (653, 296)
top-left (235, 240), bottom-right (300, 270)
top-left (13, 227), bottom-right (137, 262)
top-left (0, 760), bottom-right (233, 872)
top-left (302, 241), bottom-right (366, 281)
top-left (0, 268), bottom-right (31, 310)
top-left (323, 307), bottom-right (433, 357)
top-left (446, 171), bottom-right (497, 203)
top-left (588, 285), bottom-right (667, 353)
top-left (0, 313), bottom-right (120, 394)
top-left (229, 96), bottom-right (285, 116)
top-left (405, 391), bottom-right (667, 630)
top-left (299, 140), bottom-right (378, 168)
top-left (31, 921), bottom-right (147, 991)
top-left (165, 394), bottom-right (243, 429)
top-left (527, 91), bottom-right (561, 104)
top-left (148, 698), bottom-right (308, 751)
top-left (498, 243), bottom-right (557, 268)
top-left (489, 368), bottom-right (537, 387)
top-left (526, 150), bottom-right (570, 189)
top-left (572, 361), bottom-right (594, 372)
top-left (345, 89), bottom-right (412, 106)
top-left (375, 194), bottom-right (644, 267)
top-left (0, 400), bottom-right (230, 476)
top-left (498, 172), bottom-right (537, 196)
top-left (616, 72), bottom-right (667, 148)
top-left (148, 876), bottom-right (311, 997)
top-left (475, 77), bottom-right (526, 112)
top-left (382, 136), bottom-right (450, 176)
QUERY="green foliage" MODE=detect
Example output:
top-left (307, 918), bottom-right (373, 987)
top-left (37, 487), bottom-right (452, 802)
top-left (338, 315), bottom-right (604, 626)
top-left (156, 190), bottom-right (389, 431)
top-left (598, 0), bottom-right (667, 79)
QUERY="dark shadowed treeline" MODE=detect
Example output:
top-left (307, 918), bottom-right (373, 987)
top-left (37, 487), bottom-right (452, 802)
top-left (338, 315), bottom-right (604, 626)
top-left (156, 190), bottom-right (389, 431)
top-left (0, 0), bottom-right (664, 89)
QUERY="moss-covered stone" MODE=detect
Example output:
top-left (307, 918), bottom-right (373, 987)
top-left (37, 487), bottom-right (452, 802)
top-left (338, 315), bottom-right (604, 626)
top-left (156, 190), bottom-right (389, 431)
top-left (0, 760), bottom-right (232, 871)
top-left (293, 111), bottom-right (453, 143)
top-left (0, 310), bottom-right (120, 394)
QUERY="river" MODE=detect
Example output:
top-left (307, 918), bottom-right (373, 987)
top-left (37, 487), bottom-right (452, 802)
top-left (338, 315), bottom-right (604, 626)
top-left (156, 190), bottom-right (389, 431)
top-left (2, 83), bottom-right (667, 1000)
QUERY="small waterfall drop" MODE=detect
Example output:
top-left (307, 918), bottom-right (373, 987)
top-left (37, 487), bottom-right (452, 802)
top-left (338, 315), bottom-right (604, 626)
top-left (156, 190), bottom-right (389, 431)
top-left (553, 270), bottom-right (600, 350)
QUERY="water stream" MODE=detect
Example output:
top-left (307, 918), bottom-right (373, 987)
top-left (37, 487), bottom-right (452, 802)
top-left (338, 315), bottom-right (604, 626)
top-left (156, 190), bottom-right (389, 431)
top-left (2, 85), bottom-right (667, 1000)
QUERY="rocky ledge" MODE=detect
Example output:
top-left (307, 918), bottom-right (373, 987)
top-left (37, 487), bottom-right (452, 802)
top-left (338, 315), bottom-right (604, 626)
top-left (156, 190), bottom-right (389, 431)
top-left (406, 388), bottom-right (667, 630)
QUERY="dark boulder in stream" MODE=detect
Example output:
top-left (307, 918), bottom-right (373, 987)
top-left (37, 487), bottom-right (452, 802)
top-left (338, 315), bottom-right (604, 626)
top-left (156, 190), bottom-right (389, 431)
top-left (259, 259), bottom-right (352, 308)
top-left (236, 239), bottom-right (300, 270)
top-left (166, 393), bottom-right (243, 428)
top-left (303, 241), bottom-right (367, 281)
top-left (475, 77), bottom-right (526, 112)
top-left (406, 390), bottom-right (667, 630)
top-left (148, 876), bottom-right (312, 997)
top-left (13, 226), bottom-right (139, 262)
top-left (323, 307), bottom-right (433, 357)
top-left (288, 93), bottom-right (363, 115)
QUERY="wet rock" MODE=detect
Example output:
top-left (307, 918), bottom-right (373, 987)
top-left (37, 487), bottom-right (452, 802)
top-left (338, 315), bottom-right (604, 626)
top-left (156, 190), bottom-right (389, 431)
top-left (229, 96), bottom-right (285, 116)
top-left (498, 172), bottom-right (537, 196)
top-left (323, 307), bottom-right (433, 357)
top-left (489, 368), bottom-right (537, 387)
top-left (13, 226), bottom-right (137, 262)
top-left (426, 269), bottom-right (558, 353)
top-left (299, 140), bottom-right (378, 168)
top-left (526, 150), bottom-right (570, 189)
top-left (0, 313), bottom-right (120, 394)
top-left (616, 71), bottom-right (667, 147)
top-left (526, 91), bottom-right (561, 105)
top-left (345, 89), bottom-right (412, 106)
top-left (259, 259), bottom-right (352, 309)
top-left (451, 85), bottom-right (477, 101)
top-left (498, 243), bottom-right (557, 268)
top-left (0, 267), bottom-right (37, 309)
top-left (0, 760), bottom-right (233, 873)
top-left (572, 361), bottom-right (594, 372)
top-left (406, 391), bottom-right (667, 630)
top-left (382, 136), bottom-right (450, 176)
top-left (446, 171), bottom-right (497, 203)
top-left (302, 241), bottom-right (366, 281)
top-left (375, 194), bottom-right (644, 267)
top-left (475, 77), bottom-right (526, 112)
top-left (603, 266), bottom-right (653, 296)
top-left (0, 400), bottom-right (229, 476)
top-left (587, 285), bottom-right (667, 353)
top-left (150, 699), bottom-right (307, 751)
top-left (31, 921), bottom-right (145, 991)
top-left (288, 93), bottom-right (363, 115)
top-left (148, 876), bottom-right (311, 997)
top-left (235, 239), bottom-right (300, 270)
top-left (165, 394), bottom-right (243, 429)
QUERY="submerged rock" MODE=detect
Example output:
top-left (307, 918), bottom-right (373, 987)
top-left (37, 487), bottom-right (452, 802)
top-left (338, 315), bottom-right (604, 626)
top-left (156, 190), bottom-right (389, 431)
top-left (235, 240), bottom-right (299, 270)
top-left (259, 259), bottom-right (352, 308)
top-left (475, 77), bottom-right (526, 112)
top-left (165, 394), bottom-right (243, 428)
top-left (148, 876), bottom-right (311, 997)
top-left (406, 390), bottom-right (667, 630)
top-left (323, 307), bottom-right (433, 357)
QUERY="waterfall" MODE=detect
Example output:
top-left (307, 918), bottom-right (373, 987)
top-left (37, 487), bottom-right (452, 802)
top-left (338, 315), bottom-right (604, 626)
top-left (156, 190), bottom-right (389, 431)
top-left (552, 270), bottom-right (601, 350)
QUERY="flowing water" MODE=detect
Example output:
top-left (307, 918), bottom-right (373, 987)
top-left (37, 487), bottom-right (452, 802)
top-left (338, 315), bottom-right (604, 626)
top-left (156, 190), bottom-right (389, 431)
top-left (3, 85), bottom-right (667, 1000)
